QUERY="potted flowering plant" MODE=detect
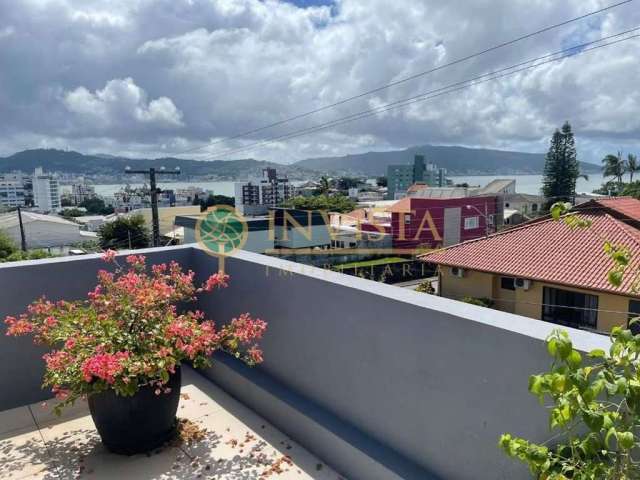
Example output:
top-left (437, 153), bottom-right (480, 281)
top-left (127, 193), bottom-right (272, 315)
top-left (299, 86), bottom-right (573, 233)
top-left (4, 251), bottom-right (267, 455)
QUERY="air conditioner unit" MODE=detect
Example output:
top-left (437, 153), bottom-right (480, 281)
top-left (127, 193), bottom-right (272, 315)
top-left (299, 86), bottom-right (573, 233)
top-left (450, 267), bottom-right (465, 278)
top-left (515, 278), bottom-right (531, 290)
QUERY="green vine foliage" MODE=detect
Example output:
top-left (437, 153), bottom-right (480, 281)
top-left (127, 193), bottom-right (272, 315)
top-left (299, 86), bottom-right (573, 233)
top-left (500, 327), bottom-right (640, 479)
top-left (500, 202), bottom-right (640, 479)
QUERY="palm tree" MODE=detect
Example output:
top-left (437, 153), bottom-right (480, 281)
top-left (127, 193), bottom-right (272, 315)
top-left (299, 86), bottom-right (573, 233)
top-left (602, 152), bottom-right (625, 187)
top-left (627, 154), bottom-right (639, 182)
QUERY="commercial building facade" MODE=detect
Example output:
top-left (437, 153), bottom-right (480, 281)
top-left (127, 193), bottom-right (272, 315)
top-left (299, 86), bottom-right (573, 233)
top-left (388, 195), bottom-right (500, 250)
top-left (175, 207), bottom-right (331, 254)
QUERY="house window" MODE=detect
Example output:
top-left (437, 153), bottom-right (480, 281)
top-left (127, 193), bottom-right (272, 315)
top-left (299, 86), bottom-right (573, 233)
top-left (532, 204), bottom-right (538, 212)
top-left (501, 277), bottom-right (516, 291)
top-left (464, 216), bottom-right (479, 230)
top-left (405, 213), bottom-right (412, 224)
top-left (542, 286), bottom-right (598, 330)
top-left (629, 300), bottom-right (640, 335)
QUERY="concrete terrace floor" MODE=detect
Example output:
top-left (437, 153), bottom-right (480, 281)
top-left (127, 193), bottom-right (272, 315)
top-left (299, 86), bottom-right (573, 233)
top-left (0, 367), bottom-right (344, 480)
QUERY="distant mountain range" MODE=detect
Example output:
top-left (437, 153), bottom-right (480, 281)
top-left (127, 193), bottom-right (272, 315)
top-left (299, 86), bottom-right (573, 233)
top-left (294, 144), bottom-right (601, 176)
top-left (0, 146), bottom-right (601, 180)
top-left (0, 149), bottom-right (316, 180)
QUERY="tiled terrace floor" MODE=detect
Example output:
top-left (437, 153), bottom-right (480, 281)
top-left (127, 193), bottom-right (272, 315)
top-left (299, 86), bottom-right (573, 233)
top-left (0, 367), bottom-right (343, 480)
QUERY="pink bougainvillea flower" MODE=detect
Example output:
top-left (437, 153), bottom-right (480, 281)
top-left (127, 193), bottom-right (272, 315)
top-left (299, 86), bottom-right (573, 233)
top-left (81, 352), bottom-right (130, 384)
top-left (4, 315), bottom-right (33, 336)
top-left (248, 346), bottom-right (264, 364)
top-left (229, 313), bottom-right (267, 343)
top-left (202, 272), bottom-right (230, 292)
top-left (52, 385), bottom-right (70, 400)
top-left (5, 254), bottom-right (266, 413)
top-left (126, 255), bottom-right (146, 267)
top-left (44, 316), bottom-right (57, 328)
top-left (101, 249), bottom-right (117, 263)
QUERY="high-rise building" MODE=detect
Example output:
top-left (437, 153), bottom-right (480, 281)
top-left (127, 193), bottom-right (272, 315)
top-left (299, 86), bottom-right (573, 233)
top-left (0, 172), bottom-right (27, 208)
top-left (386, 155), bottom-right (448, 199)
top-left (32, 167), bottom-right (61, 213)
top-left (235, 168), bottom-right (296, 216)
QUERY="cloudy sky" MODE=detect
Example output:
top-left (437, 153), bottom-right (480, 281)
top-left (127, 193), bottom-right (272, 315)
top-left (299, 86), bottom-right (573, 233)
top-left (0, 0), bottom-right (638, 164)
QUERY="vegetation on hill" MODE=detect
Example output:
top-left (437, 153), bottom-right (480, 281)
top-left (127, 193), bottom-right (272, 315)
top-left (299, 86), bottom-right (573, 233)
top-left (0, 146), bottom-right (602, 180)
top-left (295, 144), bottom-right (600, 176)
top-left (0, 149), bottom-right (316, 180)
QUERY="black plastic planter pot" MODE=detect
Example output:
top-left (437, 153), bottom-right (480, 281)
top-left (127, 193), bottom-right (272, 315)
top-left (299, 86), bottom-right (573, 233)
top-left (88, 367), bottom-right (181, 455)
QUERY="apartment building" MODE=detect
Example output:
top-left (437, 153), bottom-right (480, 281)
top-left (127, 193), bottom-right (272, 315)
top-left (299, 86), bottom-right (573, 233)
top-left (32, 167), bottom-right (61, 213)
top-left (69, 182), bottom-right (96, 205)
top-left (0, 172), bottom-right (27, 208)
top-left (386, 155), bottom-right (448, 199)
top-left (235, 168), bottom-right (296, 216)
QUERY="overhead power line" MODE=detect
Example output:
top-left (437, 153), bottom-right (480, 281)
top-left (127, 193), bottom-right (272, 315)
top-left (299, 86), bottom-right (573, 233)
top-left (198, 28), bottom-right (640, 161)
top-left (174, 0), bottom-right (636, 157)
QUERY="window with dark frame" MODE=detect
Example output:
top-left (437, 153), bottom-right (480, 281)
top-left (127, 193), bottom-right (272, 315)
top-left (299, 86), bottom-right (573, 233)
top-left (500, 277), bottom-right (516, 290)
top-left (628, 300), bottom-right (640, 335)
top-left (542, 286), bottom-right (598, 330)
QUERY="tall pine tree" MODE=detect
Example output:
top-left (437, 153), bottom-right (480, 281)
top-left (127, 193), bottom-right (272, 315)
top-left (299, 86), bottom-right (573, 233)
top-left (542, 121), bottom-right (580, 208)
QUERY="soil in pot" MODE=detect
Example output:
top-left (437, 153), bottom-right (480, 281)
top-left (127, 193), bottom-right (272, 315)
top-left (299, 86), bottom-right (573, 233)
top-left (88, 366), bottom-right (182, 455)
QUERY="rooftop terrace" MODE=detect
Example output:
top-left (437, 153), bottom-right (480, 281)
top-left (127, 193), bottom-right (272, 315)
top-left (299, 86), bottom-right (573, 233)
top-left (0, 245), bottom-right (611, 479)
top-left (0, 366), bottom-right (339, 480)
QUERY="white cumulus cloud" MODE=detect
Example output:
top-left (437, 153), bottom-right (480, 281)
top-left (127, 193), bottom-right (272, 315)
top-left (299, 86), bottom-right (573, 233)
top-left (0, 0), bottom-right (638, 162)
top-left (63, 78), bottom-right (183, 131)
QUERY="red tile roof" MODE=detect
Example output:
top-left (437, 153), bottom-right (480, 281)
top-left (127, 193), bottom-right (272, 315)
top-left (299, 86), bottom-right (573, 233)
top-left (588, 197), bottom-right (640, 222)
top-left (420, 211), bottom-right (640, 296)
top-left (387, 197), bottom-right (412, 213)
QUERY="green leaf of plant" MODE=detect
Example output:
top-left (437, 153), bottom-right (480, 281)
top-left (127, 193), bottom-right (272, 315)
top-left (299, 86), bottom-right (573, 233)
top-left (529, 375), bottom-right (544, 396)
top-left (567, 350), bottom-right (582, 369)
top-left (608, 269), bottom-right (624, 287)
top-left (618, 431), bottom-right (634, 450)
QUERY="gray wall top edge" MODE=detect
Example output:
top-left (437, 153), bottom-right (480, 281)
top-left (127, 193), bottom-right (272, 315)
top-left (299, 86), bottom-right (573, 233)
top-left (191, 245), bottom-right (611, 353)
top-left (0, 244), bottom-right (195, 270)
top-left (1, 242), bottom-right (611, 354)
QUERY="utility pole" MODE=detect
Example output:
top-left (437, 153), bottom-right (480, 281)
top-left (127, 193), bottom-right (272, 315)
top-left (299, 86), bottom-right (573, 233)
top-left (484, 202), bottom-right (489, 238)
top-left (466, 202), bottom-right (491, 238)
top-left (17, 206), bottom-right (27, 251)
top-left (124, 166), bottom-right (180, 247)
